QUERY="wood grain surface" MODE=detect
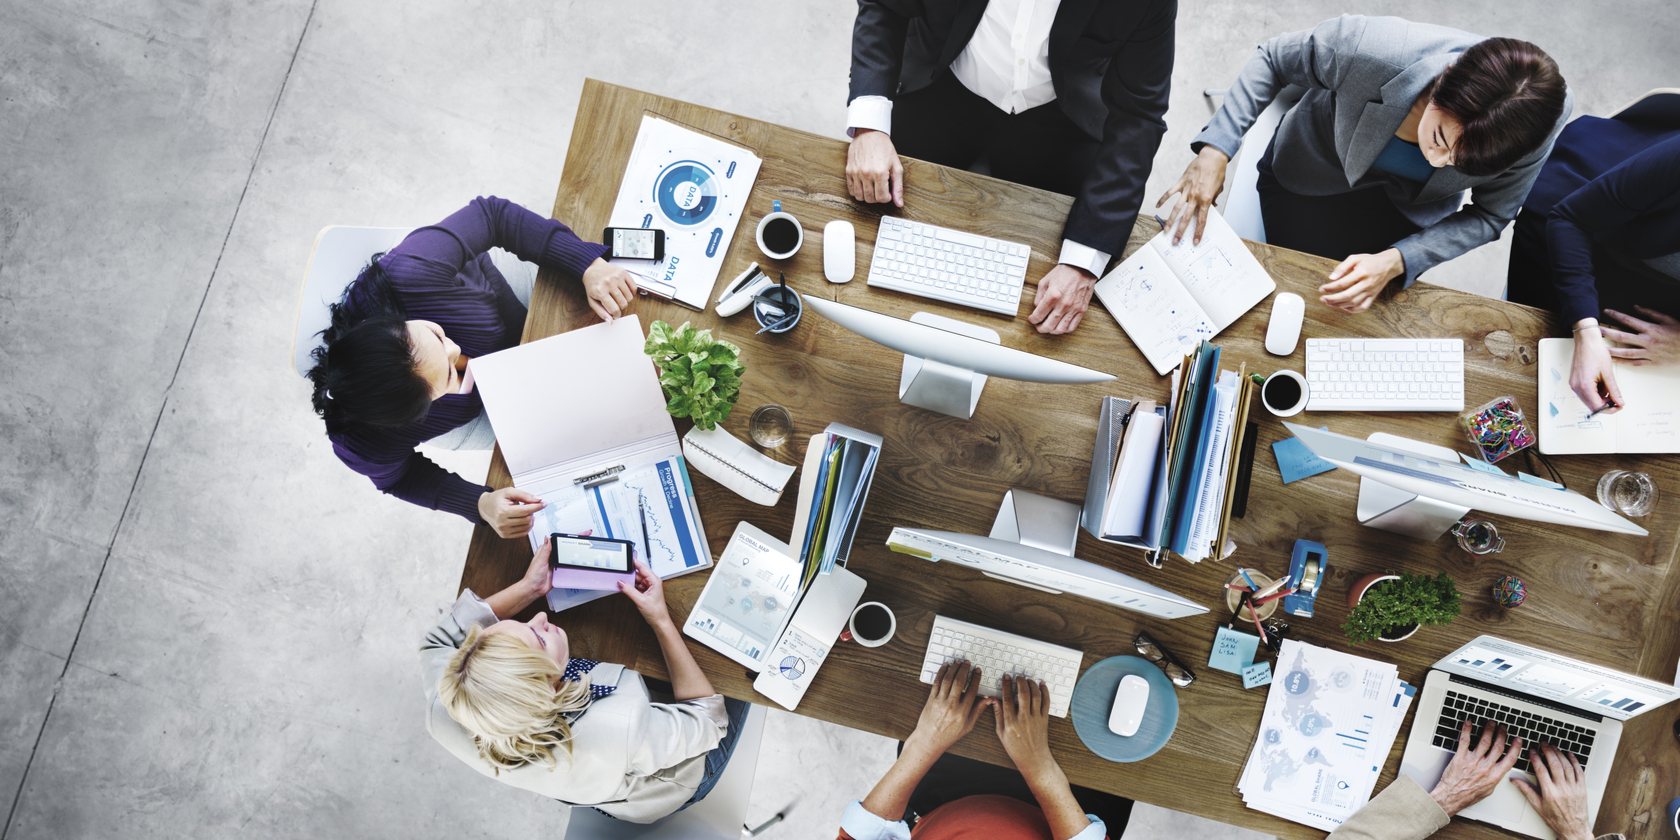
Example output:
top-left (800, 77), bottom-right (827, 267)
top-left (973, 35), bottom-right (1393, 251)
top-left (457, 80), bottom-right (1680, 840)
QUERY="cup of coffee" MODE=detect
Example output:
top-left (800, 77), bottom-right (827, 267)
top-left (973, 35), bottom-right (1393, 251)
top-left (841, 602), bottom-right (896, 647)
top-left (1261, 369), bottom-right (1309, 417)
top-left (756, 200), bottom-right (804, 259)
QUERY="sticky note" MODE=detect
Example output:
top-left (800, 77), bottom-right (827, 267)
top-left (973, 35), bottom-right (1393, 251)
top-left (1517, 471), bottom-right (1565, 490)
top-left (1209, 626), bottom-right (1260, 675)
top-left (1459, 453), bottom-right (1506, 475)
top-left (1272, 430), bottom-right (1336, 483)
top-left (1243, 661), bottom-right (1273, 689)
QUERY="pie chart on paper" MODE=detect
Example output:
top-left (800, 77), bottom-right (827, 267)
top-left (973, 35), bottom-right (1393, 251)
top-left (655, 160), bottom-right (720, 226)
top-left (777, 656), bottom-right (806, 680)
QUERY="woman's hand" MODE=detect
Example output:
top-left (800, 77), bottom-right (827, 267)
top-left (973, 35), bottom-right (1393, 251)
top-left (1511, 745), bottom-right (1594, 840)
top-left (994, 674), bottom-right (1059, 781)
top-left (1601, 306), bottom-right (1680, 367)
top-left (617, 556), bottom-right (673, 629)
top-left (1428, 721), bottom-right (1524, 817)
top-left (477, 487), bottom-right (545, 539)
top-left (904, 661), bottom-right (989, 758)
top-left (521, 539), bottom-right (554, 600)
top-left (846, 129), bottom-right (904, 207)
top-left (1569, 326), bottom-right (1624, 413)
top-left (1320, 249), bottom-right (1405, 313)
top-left (1157, 146), bottom-right (1230, 246)
top-left (581, 258), bottom-right (638, 323)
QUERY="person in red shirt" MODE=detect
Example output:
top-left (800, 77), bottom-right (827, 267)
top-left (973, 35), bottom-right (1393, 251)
top-left (837, 660), bottom-right (1120, 840)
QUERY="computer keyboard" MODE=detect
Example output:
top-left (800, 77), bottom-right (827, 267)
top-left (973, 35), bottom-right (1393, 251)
top-left (1432, 689), bottom-right (1595, 773)
top-left (866, 217), bottom-right (1031, 316)
top-left (1304, 338), bottom-right (1465, 412)
top-left (919, 615), bottom-right (1084, 718)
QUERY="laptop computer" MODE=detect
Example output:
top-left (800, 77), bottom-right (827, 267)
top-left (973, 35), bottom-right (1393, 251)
top-left (1398, 635), bottom-right (1680, 839)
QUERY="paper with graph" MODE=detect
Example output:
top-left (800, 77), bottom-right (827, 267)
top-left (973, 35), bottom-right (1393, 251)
top-left (1536, 338), bottom-right (1680, 454)
top-left (1094, 210), bottom-right (1276, 375)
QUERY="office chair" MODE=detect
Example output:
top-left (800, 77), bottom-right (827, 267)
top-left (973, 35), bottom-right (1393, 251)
top-left (1200, 84), bottom-right (1306, 243)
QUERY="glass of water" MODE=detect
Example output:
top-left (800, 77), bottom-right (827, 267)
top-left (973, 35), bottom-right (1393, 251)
top-left (748, 404), bottom-right (793, 448)
top-left (1597, 470), bottom-right (1658, 517)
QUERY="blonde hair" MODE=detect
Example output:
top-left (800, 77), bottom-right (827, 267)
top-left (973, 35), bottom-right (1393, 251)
top-left (438, 625), bottom-right (595, 772)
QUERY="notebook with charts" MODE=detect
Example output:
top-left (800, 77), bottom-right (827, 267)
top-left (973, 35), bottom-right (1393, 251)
top-left (1536, 337), bottom-right (1680, 454)
top-left (1093, 210), bottom-right (1276, 375)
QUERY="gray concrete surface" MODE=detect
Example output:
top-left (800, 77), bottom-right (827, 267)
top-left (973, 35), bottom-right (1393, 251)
top-left (1, 1), bottom-right (1674, 837)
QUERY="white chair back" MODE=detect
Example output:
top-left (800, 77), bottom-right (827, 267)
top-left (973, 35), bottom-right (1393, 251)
top-left (291, 226), bottom-right (412, 378)
top-left (1212, 84), bottom-right (1305, 243)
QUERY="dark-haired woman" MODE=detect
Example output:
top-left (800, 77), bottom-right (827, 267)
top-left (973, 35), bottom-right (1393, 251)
top-left (306, 196), bottom-right (637, 538)
top-left (1160, 15), bottom-right (1570, 313)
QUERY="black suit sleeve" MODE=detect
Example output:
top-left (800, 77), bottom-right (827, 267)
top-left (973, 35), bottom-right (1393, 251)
top-left (1062, 0), bottom-right (1175, 258)
top-left (848, 0), bottom-right (922, 102)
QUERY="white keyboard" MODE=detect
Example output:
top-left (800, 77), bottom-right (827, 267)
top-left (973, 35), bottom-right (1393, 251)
top-left (918, 615), bottom-right (1084, 718)
top-left (1305, 338), bottom-right (1465, 412)
top-left (866, 217), bottom-right (1031, 316)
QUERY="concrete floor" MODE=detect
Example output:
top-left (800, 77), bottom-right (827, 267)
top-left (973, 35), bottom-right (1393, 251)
top-left (1, 1), bottom-right (1674, 837)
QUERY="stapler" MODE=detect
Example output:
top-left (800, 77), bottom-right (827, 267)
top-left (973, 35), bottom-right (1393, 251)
top-left (716, 262), bottom-right (774, 317)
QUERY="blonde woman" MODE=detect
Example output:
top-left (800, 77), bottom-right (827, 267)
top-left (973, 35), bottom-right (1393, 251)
top-left (419, 541), bottom-right (747, 822)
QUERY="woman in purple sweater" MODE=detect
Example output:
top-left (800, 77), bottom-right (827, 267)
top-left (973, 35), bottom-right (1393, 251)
top-left (306, 197), bottom-right (637, 537)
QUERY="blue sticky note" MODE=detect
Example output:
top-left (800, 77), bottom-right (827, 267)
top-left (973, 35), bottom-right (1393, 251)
top-left (1272, 429), bottom-right (1336, 484)
top-left (1209, 626), bottom-right (1260, 675)
top-left (1518, 471), bottom-right (1566, 490)
top-left (1459, 453), bottom-right (1507, 475)
top-left (1242, 661), bottom-right (1273, 689)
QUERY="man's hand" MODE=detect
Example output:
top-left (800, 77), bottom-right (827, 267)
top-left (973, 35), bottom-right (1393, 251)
top-left (993, 674), bottom-right (1059, 780)
top-left (1429, 721), bottom-right (1524, 817)
top-left (1157, 146), bottom-right (1229, 245)
top-left (581, 257), bottom-right (638, 323)
top-left (617, 556), bottom-right (673, 629)
top-left (1320, 248), bottom-right (1405, 313)
top-left (1512, 745), bottom-right (1594, 840)
top-left (1027, 264), bottom-right (1097, 334)
top-left (847, 129), bottom-right (904, 207)
top-left (904, 660), bottom-right (989, 758)
top-left (1602, 306), bottom-right (1680, 367)
top-left (478, 487), bottom-right (545, 539)
top-left (1569, 326), bottom-right (1625, 412)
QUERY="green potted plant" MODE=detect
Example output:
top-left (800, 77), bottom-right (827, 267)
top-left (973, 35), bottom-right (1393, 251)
top-left (643, 320), bottom-right (745, 431)
top-left (1343, 571), bottom-right (1461, 644)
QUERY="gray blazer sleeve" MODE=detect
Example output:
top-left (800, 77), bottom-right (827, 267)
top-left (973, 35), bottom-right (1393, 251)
top-left (1193, 15), bottom-right (1366, 161)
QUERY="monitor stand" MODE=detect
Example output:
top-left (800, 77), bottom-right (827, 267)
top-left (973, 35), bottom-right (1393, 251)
top-left (898, 312), bottom-right (996, 419)
top-left (1355, 432), bottom-right (1470, 541)
top-left (980, 489), bottom-right (1083, 594)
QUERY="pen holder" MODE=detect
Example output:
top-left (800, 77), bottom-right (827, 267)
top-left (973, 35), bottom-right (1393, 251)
top-left (1225, 569), bottom-right (1278, 622)
top-left (1460, 396), bottom-right (1535, 463)
top-left (754, 285), bottom-right (803, 334)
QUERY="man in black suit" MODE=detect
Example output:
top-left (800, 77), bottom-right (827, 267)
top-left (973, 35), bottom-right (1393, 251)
top-left (845, 0), bottom-right (1176, 335)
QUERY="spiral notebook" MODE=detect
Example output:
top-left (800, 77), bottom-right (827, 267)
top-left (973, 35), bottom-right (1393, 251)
top-left (682, 426), bottom-right (798, 506)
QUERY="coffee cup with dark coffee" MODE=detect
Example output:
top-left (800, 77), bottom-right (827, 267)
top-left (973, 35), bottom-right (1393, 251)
top-left (1261, 369), bottom-right (1309, 417)
top-left (755, 200), bottom-right (804, 259)
top-left (840, 601), bottom-right (896, 648)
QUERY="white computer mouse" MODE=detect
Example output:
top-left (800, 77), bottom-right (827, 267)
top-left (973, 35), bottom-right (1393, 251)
top-left (824, 220), bottom-right (856, 283)
top-left (1265, 292), bottom-right (1305, 355)
top-left (1108, 674), bottom-right (1150, 737)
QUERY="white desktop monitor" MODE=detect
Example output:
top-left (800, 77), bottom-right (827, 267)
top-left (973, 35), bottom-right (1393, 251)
top-left (803, 297), bottom-right (1114, 419)
top-left (886, 527), bottom-right (1209, 619)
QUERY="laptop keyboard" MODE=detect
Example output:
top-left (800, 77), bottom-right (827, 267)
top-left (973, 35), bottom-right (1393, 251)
top-left (1433, 690), bottom-right (1595, 773)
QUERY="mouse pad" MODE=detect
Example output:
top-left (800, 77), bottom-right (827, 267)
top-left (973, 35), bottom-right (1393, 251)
top-left (1070, 656), bottom-right (1179, 762)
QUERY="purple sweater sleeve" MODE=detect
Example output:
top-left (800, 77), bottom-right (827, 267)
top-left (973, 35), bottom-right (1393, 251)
top-left (334, 437), bottom-right (489, 524)
top-left (385, 195), bottom-right (610, 287)
top-left (1546, 136), bottom-right (1680, 325)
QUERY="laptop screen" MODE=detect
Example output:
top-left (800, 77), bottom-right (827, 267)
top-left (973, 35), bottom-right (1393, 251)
top-left (1436, 635), bottom-right (1680, 722)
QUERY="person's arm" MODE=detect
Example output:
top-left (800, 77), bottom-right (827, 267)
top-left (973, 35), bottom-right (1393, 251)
top-left (481, 541), bottom-right (553, 619)
top-left (992, 674), bottom-right (1097, 840)
top-left (1329, 720), bottom-right (1521, 840)
top-left (1511, 744), bottom-right (1595, 840)
top-left (1546, 135), bottom-right (1680, 326)
top-left (617, 557), bottom-right (713, 700)
top-left (332, 433), bottom-right (490, 525)
top-left (844, 1), bottom-right (915, 206)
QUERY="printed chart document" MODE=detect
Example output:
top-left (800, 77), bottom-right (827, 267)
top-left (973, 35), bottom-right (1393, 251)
top-left (1093, 210), bottom-right (1276, 375)
top-left (1537, 338), bottom-right (1680, 454)
top-left (684, 522), bottom-right (803, 671)
top-left (753, 566), bottom-right (867, 710)
top-left (608, 115), bottom-right (763, 309)
top-left (1239, 641), bottom-right (1416, 831)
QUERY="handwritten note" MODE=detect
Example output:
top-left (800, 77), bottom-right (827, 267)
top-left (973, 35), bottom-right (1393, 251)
top-left (1273, 430), bottom-right (1336, 483)
top-left (1210, 626), bottom-right (1260, 675)
top-left (1243, 661), bottom-right (1274, 689)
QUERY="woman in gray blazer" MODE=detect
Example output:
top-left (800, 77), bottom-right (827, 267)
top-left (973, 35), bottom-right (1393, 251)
top-left (1160, 15), bottom-right (1569, 313)
top-left (419, 542), bottom-right (747, 823)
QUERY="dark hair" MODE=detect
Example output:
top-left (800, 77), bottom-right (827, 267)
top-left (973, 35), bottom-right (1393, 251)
top-left (1429, 38), bottom-right (1566, 178)
top-left (306, 257), bottom-right (432, 431)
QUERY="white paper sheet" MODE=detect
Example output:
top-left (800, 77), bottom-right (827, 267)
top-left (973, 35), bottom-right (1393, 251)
top-left (752, 567), bottom-right (867, 710)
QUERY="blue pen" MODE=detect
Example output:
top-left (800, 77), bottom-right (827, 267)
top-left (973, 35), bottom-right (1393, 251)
top-left (1238, 567), bottom-right (1260, 591)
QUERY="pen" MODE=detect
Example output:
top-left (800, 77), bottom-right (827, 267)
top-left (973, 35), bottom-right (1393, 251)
top-left (1238, 568), bottom-right (1260, 591)
top-left (638, 496), bottom-right (652, 562)
top-left (1587, 398), bottom-right (1619, 419)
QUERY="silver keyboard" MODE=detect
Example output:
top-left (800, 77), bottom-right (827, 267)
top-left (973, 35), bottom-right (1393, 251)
top-left (866, 216), bottom-right (1031, 316)
top-left (1305, 338), bottom-right (1465, 412)
top-left (918, 615), bottom-right (1083, 718)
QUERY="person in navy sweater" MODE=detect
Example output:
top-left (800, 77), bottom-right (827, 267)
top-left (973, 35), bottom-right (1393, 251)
top-left (305, 197), bottom-right (637, 537)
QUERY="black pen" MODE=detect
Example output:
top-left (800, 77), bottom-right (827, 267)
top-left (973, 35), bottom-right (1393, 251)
top-left (638, 496), bottom-right (652, 561)
top-left (1587, 397), bottom-right (1619, 419)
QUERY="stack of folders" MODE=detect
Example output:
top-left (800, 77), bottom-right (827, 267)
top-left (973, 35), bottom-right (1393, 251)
top-left (1081, 341), bottom-right (1255, 563)
top-left (790, 423), bottom-right (884, 587)
top-left (1238, 640), bottom-right (1415, 831)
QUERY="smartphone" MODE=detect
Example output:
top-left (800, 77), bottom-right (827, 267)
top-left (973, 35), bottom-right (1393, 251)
top-left (549, 533), bottom-right (638, 591)
top-left (602, 227), bottom-right (665, 261)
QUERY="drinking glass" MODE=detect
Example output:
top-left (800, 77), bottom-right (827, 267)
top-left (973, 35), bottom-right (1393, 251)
top-left (748, 404), bottom-right (793, 448)
top-left (1597, 470), bottom-right (1657, 517)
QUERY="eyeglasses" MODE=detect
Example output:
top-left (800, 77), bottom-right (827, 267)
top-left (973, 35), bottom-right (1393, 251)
top-left (1135, 631), bottom-right (1196, 687)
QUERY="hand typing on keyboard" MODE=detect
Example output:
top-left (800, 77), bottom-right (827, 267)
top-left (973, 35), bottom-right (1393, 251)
top-left (1427, 719), bottom-right (1524, 816)
top-left (904, 661), bottom-right (991, 759)
top-left (1511, 744), bottom-right (1595, 840)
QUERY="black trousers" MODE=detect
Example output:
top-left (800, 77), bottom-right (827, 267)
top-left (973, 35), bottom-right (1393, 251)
top-left (892, 71), bottom-right (1099, 198)
top-left (1256, 139), bottom-right (1423, 263)
top-left (900, 746), bottom-right (1135, 835)
top-left (1506, 208), bottom-right (1680, 319)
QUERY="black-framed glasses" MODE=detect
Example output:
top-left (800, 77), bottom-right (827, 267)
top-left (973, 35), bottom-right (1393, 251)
top-left (1135, 631), bottom-right (1196, 687)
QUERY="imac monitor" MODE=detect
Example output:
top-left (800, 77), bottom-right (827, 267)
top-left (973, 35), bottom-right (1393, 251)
top-left (803, 297), bottom-right (1114, 419)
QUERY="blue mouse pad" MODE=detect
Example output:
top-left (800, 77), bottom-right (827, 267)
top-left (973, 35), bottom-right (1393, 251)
top-left (1069, 656), bottom-right (1179, 763)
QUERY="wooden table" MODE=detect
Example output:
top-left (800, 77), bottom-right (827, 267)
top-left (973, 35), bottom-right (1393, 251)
top-left (460, 80), bottom-right (1680, 840)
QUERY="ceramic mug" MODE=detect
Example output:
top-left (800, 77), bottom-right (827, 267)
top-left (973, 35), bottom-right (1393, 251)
top-left (755, 200), bottom-right (804, 259)
top-left (841, 602), bottom-right (896, 647)
top-left (1261, 369), bottom-right (1309, 417)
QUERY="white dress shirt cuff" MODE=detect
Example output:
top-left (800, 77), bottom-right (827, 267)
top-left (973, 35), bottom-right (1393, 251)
top-left (1058, 239), bottom-right (1112, 277)
top-left (840, 800), bottom-right (912, 840)
top-left (1069, 815), bottom-right (1108, 840)
top-left (847, 96), bottom-right (894, 138)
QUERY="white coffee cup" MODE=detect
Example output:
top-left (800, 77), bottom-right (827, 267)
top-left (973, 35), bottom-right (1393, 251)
top-left (1261, 369), bottom-right (1309, 417)
top-left (841, 601), bottom-right (896, 648)
top-left (755, 200), bottom-right (804, 259)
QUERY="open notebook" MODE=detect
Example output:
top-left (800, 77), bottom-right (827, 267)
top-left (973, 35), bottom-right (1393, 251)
top-left (1537, 337), bottom-right (1680, 454)
top-left (1093, 210), bottom-right (1276, 375)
